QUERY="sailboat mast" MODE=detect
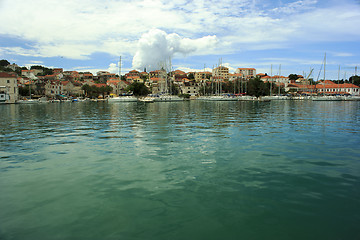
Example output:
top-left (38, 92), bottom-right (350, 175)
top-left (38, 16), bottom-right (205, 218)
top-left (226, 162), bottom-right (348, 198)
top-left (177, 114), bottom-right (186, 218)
top-left (323, 53), bottom-right (326, 96)
top-left (270, 64), bottom-right (272, 96)
top-left (118, 56), bottom-right (122, 95)
top-left (278, 64), bottom-right (281, 96)
top-left (204, 64), bottom-right (206, 96)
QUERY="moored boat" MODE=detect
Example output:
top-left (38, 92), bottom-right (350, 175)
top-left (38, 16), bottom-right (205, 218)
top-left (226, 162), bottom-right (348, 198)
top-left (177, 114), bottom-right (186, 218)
top-left (107, 95), bottom-right (138, 102)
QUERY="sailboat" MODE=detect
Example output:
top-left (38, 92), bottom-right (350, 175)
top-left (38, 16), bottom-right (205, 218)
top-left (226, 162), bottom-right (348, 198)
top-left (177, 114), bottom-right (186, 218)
top-left (152, 60), bottom-right (184, 102)
top-left (312, 53), bottom-right (343, 101)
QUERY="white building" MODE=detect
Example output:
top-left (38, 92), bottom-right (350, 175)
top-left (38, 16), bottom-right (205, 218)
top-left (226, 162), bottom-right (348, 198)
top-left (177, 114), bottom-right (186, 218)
top-left (212, 66), bottom-right (229, 80)
top-left (45, 80), bottom-right (65, 97)
top-left (180, 81), bottom-right (199, 96)
top-left (0, 72), bottom-right (19, 103)
top-left (236, 68), bottom-right (256, 79)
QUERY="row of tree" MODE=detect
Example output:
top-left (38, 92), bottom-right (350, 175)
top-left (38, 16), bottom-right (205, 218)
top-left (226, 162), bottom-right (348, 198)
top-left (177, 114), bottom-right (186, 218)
top-left (81, 84), bottom-right (113, 98)
top-left (199, 77), bottom-right (285, 97)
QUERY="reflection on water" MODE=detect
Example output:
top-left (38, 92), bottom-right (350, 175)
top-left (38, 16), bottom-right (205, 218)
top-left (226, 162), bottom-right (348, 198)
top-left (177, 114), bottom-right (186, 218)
top-left (0, 101), bottom-right (360, 240)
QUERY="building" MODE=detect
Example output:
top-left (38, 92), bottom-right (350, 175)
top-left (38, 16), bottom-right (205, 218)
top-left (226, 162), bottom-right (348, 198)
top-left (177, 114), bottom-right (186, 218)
top-left (125, 70), bottom-right (140, 78)
top-left (316, 80), bottom-right (360, 95)
top-left (287, 80), bottom-right (360, 95)
top-left (171, 70), bottom-right (187, 80)
top-left (45, 80), bottom-right (65, 98)
top-left (195, 71), bottom-right (212, 83)
top-left (62, 81), bottom-right (83, 96)
top-left (21, 70), bottom-right (37, 79)
top-left (63, 71), bottom-right (80, 81)
top-left (179, 80), bottom-right (199, 96)
top-left (236, 68), bottom-right (256, 79)
top-left (212, 66), bottom-right (229, 81)
top-left (149, 69), bottom-right (167, 79)
top-left (0, 72), bottom-right (19, 103)
top-left (107, 79), bottom-right (130, 95)
top-left (261, 75), bottom-right (289, 84)
top-left (229, 73), bottom-right (243, 82)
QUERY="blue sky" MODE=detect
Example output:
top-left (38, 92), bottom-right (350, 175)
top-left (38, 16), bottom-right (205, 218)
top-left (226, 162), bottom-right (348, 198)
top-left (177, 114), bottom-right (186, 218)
top-left (1, 0), bottom-right (359, 80)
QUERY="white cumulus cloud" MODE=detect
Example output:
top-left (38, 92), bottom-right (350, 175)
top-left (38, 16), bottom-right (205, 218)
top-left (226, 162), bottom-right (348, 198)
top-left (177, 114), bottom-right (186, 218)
top-left (132, 29), bottom-right (218, 71)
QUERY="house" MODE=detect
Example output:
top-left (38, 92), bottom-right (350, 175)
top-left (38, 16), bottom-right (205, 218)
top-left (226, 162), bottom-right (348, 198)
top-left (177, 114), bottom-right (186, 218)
top-left (149, 69), bottom-right (167, 79)
top-left (212, 66), bottom-right (229, 80)
top-left (53, 68), bottom-right (63, 75)
top-left (172, 70), bottom-right (187, 80)
top-left (261, 75), bottom-right (289, 85)
top-left (62, 81), bottom-right (83, 96)
top-left (229, 73), bottom-right (244, 82)
top-left (195, 71), bottom-right (212, 83)
top-left (179, 80), bottom-right (199, 96)
top-left (125, 75), bottom-right (142, 83)
top-left (316, 80), bottom-right (360, 95)
top-left (45, 80), bottom-right (65, 97)
top-left (63, 71), bottom-right (80, 81)
top-left (125, 70), bottom-right (140, 78)
top-left (80, 72), bottom-right (93, 80)
top-left (236, 68), bottom-right (256, 79)
top-left (0, 72), bottom-right (18, 103)
top-left (107, 79), bottom-right (130, 95)
top-left (286, 80), bottom-right (360, 95)
top-left (21, 70), bottom-right (37, 79)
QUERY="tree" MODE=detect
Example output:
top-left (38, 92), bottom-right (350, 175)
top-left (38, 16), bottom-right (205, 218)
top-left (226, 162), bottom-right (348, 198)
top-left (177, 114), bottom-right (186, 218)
top-left (126, 82), bottom-right (150, 96)
top-left (81, 84), bottom-right (92, 97)
top-left (349, 75), bottom-right (360, 86)
top-left (288, 74), bottom-right (299, 81)
top-left (247, 77), bottom-right (267, 97)
top-left (30, 65), bottom-right (53, 75)
top-left (0, 59), bottom-right (10, 67)
top-left (188, 73), bottom-right (195, 80)
top-left (18, 86), bottom-right (30, 96)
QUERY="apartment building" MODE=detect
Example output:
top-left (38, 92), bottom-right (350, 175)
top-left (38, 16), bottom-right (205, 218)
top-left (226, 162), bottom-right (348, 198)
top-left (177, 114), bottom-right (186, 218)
top-left (195, 71), bottom-right (212, 82)
top-left (212, 66), bottom-right (229, 80)
top-left (0, 72), bottom-right (19, 103)
top-left (235, 68), bottom-right (256, 79)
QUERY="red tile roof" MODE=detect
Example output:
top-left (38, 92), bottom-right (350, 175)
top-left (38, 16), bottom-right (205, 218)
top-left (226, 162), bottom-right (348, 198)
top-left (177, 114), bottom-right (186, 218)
top-left (0, 72), bottom-right (17, 78)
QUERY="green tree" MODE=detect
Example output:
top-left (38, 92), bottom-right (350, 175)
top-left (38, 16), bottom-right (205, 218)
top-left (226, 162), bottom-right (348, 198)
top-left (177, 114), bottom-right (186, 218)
top-left (188, 73), bottom-right (195, 80)
top-left (0, 59), bottom-right (10, 67)
top-left (126, 82), bottom-right (150, 96)
top-left (288, 74), bottom-right (299, 81)
top-left (170, 84), bottom-right (179, 95)
top-left (30, 65), bottom-right (53, 75)
top-left (18, 86), bottom-right (30, 96)
top-left (349, 75), bottom-right (360, 86)
top-left (81, 84), bottom-right (92, 97)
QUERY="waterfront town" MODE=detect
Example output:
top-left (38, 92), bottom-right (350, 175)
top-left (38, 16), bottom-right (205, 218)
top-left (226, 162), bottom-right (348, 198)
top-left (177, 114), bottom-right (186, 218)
top-left (0, 59), bottom-right (359, 103)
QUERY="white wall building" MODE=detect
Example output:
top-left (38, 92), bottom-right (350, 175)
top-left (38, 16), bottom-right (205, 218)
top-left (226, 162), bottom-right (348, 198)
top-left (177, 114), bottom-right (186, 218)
top-left (0, 72), bottom-right (19, 103)
top-left (236, 68), bottom-right (256, 79)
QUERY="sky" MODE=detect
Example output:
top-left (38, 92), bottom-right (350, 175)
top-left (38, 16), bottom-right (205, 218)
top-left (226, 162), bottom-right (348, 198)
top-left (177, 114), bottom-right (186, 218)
top-left (0, 0), bottom-right (360, 80)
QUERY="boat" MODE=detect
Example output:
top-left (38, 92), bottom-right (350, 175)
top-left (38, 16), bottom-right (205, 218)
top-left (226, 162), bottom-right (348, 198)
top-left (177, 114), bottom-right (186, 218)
top-left (312, 95), bottom-right (344, 101)
top-left (152, 95), bottom-right (184, 102)
top-left (343, 95), bottom-right (360, 101)
top-left (17, 98), bottom-right (40, 104)
top-left (197, 95), bottom-right (239, 101)
top-left (139, 96), bottom-right (155, 103)
top-left (261, 95), bottom-right (289, 100)
top-left (237, 96), bottom-right (258, 101)
top-left (107, 95), bottom-right (138, 102)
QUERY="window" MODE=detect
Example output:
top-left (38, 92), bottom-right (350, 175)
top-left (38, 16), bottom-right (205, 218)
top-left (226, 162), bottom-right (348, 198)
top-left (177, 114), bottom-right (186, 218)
top-left (7, 80), bottom-right (10, 83)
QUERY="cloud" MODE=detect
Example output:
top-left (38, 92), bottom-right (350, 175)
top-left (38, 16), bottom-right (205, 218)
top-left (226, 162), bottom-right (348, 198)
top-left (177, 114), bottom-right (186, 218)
top-left (107, 63), bottom-right (119, 74)
top-left (1, 0), bottom-right (360, 75)
top-left (271, 0), bottom-right (317, 14)
top-left (132, 29), bottom-right (218, 71)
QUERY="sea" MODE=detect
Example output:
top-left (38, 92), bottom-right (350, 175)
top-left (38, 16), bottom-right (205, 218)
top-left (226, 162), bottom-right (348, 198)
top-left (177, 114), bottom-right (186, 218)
top-left (0, 100), bottom-right (359, 240)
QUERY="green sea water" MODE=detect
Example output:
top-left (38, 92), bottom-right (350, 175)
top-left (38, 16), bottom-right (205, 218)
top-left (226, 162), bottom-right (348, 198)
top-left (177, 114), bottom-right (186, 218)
top-left (0, 100), bottom-right (359, 240)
